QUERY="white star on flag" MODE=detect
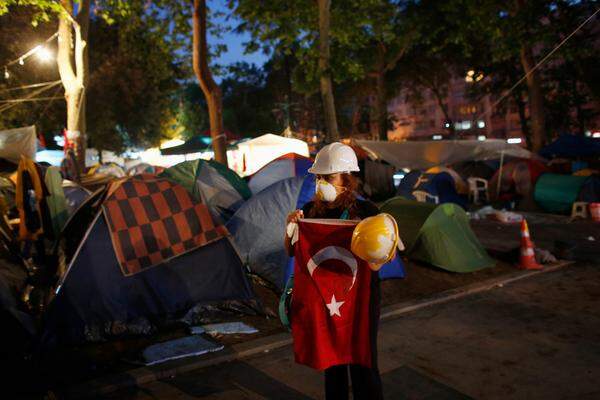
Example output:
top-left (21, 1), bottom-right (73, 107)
top-left (326, 294), bottom-right (345, 317)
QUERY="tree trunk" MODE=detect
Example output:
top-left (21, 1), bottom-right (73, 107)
top-left (192, 0), bottom-right (227, 165)
top-left (431, 87), bottom-right (455, 138)
top-left (57, 0), bottom-right (89, 170)
top-left (351, 103), bottom-right (362, 136)
top-left (317, 0), bottom-right (339, 142)
top-left (519, 47), bottom-right (545, 151)
top-left (372, 44), bottom-right (389, 141)
top-left (514, 91), bottom-right (531, 147)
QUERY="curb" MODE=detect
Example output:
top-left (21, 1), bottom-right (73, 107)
top-left (68, 260), bottom-right (572, 398)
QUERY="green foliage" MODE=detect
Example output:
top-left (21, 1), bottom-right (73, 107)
top-left (86, 16), bottom-right (180, 153)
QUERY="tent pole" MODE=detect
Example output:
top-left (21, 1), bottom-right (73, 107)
top-left (497, 150), bottom-right (504, 197)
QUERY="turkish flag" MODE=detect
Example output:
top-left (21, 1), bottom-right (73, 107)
top-left (291, 219), bottom-right (372, 370)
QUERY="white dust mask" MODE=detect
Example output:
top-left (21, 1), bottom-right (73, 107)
top-left (316, 179), bottom-right (340, 202)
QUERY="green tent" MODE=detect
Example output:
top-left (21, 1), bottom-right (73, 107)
top-left (534, 173), bottom-right (587, 213)
top-left (160, 159), bottom-right (251, 222)
top-left (44, 166), bottom-right (69, 238)
top-left (381, 197), bottom-right (495, 272)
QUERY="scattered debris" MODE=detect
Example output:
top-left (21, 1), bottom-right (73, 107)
top-left (202, 322), bottom-right (259, 336)
top-left (141, 335), bottom-right (224, 366)
top-left (535, 248), bottom-right (557, 264)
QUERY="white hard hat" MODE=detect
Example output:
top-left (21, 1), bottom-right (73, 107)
top-left (308, 142), bottom-right (360, 175)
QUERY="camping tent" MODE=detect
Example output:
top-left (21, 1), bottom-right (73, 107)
top-left (425, 166), bottom-right (468, 194)
top-left (533, 173), bottom-right (600, 213)
top-left (357, 139), bottom-right (537, 170)
top-left (489, 159), bottom-right (549, 208)
top-left (231, 134), bottom-right (310, 176)
top-left (381, 197), bottom-right (494, 272)
top-left (127, 162), bottom-right (159, 176)
top-left (160, 159), bottom-right (251, 223)
top-left (228, 175), bottom-right (405, 289)
top-left (227, 175), bottom-right (316, 288)
top-left (62, 180), bottom-right (91, 215)
top-left (44, 174), bottom-right (255, 343)
top-left (0, 126), bottom-right (36, 164)
top-left (540, 134), bottom-right (600, 159)
top-left (88, 163), bottom-right (126, 178)
top-left (397, 170), bottom-right (467, 208)
top-left (248, 153), bottom-right (313, 194)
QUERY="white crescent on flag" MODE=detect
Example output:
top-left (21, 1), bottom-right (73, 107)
top-left (306, 245), bottom-right (358, 291)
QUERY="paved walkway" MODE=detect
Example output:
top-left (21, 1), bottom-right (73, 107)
top-left (103, 263), bottom-right (600, 399)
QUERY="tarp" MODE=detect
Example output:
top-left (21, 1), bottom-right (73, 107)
top-left (381, 198), bottom-right (494, 272)
top-left (44, 175), bottom-right (256, 344)
top-left (233, 134), bottom-right (310, 176)
top-left (248, 153), bottom-right (313, 194)
top-left (0, 126), bottom-right (36, 164)
top-left (160, 159), bottom-right (251, 223)
top-left (102, 175), bottom-right (228, 276)
top-left (357, 139), bottom-right (538, 170)
top-left (540, 134), bottom-right (600, 159)
top-left (534, 173), bottom-right (588, 213)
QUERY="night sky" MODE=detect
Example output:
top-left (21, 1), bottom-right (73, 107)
top-left (208, 0), bottom-right (268, 70)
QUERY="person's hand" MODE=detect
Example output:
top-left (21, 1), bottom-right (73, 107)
top-left (287, 209), bottom-right (304, 224)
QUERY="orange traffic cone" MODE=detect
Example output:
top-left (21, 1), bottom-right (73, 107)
top-left (518, 219), bottom-right (542, 270)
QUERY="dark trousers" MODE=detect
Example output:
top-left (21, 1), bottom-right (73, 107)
top-left (324, 274), bottom-right (383, 400)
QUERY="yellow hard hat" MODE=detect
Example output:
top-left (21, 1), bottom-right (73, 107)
top-left (351, 213), bottom-right (402, 268)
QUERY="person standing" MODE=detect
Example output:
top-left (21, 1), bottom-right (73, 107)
top-left (285, 143), bottom-right (384, 400)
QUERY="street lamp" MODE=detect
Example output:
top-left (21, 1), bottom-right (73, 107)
top-left (35, 46), bottom-right (54, 63)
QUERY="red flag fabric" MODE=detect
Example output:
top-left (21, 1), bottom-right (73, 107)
top-left (291, 218), bottom-right (373, 370)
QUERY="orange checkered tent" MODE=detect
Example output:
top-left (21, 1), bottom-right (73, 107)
top-left (44, 174), bottom-right (256, 343)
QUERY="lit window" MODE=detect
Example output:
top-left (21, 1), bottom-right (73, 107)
top-left (462, 121), bottom-right (472, 130)
top-left (477, 121), bottom-right (485, 128)
top-left (507, 138), bottom-right (522, 144)
top-left (593, 132), bottom-right (600, 138)
top-left (477, 135), bottom-right (486, 141)
top-left (432, 135), bottom-right (443, 140)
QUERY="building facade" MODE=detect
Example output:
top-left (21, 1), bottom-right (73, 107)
top-left (387, 76), bottom-right (526, 143)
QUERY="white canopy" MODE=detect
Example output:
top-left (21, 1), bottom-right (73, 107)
top-left (233, 133), bottom-right (310, 176)
top-left (0, 125), bottom-right (36, 163)
top-left (357, 139), bottom-right (539, 170)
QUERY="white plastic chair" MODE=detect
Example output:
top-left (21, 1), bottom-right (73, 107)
top-left (468, 177), bottom-right (489, 205)
top-left (412, 190), bottom-right (439, 204)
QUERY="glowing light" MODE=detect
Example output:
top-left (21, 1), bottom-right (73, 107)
top-left (4, 68), bottom-right (9, 79)
top-left (477, 135), bottom-right (486, 141)
top-left (36, 46), bottom-right (54, 62)
top-left (507, 138), bottom-right (522, 144)
top-left (444, 122), bottom-right (450, 128)
top-left (432, 135), bottom-right (443, 140)
top-left (477, 121), bottom-right (485, 128)
top-left (19, 58), bottom-right (24, 65)
top-left (593, 132), bottom-right (600, 138)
